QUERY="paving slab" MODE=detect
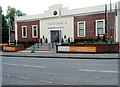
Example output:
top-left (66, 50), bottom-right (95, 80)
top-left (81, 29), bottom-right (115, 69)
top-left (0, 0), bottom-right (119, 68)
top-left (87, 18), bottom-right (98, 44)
top-left (0, 51), bottom-right (119, 59)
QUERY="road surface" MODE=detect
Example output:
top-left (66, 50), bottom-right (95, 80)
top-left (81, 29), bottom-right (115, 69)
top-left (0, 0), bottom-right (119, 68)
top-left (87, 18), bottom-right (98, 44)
top-left (2, 56), bottom-right (119, 85)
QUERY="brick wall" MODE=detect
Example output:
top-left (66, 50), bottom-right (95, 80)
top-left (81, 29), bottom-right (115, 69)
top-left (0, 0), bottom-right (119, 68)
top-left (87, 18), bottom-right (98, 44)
top-left (84, 44), bottom-right (119, 53)
top-left (56, 44), bottom-right (119, 53)
top-left (10, 32), bottom-right (15, 42)
top-left (17, 20), bottom-right (40, 42)
top-left (74, 13), bottom-right (115, 39)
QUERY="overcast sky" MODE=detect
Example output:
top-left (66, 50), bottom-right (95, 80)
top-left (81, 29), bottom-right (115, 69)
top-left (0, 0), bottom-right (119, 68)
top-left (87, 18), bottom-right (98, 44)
top-left (0, 0), bottom-right (120, 15)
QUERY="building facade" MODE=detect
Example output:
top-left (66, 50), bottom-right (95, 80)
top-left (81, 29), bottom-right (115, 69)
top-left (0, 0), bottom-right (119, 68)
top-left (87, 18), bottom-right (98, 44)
top-left (0, 6), bottom-right (2, 43)
top-left (12, 2), bottom-right (120, 43)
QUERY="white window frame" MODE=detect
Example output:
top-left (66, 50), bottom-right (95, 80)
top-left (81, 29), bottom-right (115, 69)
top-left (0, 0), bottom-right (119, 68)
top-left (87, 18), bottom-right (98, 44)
top-left (32, 25), bottom-right (38, 38)
top-left (77, 21), bottom-right (86, 37)
top-left (22, 26), bottom-right (27, 38)
top-left (96, 19), bottom-right (105, 36)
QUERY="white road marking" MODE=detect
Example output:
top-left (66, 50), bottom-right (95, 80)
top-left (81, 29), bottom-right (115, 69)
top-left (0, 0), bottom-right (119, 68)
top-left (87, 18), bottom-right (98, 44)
top-left (18, 77), bottom-right (29, 80)
top-left (3, 63), bottom-right (47, 69)
top-left (78, 69), bottom-right (118, 73)
top-left (3, 74), bottom-right (51, 83)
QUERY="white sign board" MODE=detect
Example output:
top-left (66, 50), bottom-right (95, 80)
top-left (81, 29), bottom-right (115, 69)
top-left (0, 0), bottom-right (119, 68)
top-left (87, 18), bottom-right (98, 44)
top-left (58, 46), bottom-right (70, 51)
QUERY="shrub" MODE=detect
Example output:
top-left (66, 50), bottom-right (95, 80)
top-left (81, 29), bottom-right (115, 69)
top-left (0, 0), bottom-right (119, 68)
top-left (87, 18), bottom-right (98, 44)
top-left (102, 34), bottom-right (106, 41)
top-left (43, 36), bottom-right (45, 39)
top-left (64, 35), bottom-right (66, 39)
top-left (8, 43), bottom-right (24, 46)
top-left (98, 34), bottom-right (101, 40)
top-left (68, 37), bottom-right (70, 43)
top-left (74, 39), bottom-right (79, 43)
top-left (45, 38), bottom-right (48, 43)
top-left (40, 38), bottom-right (42, 43)
top-left (61, 38), bottom-right (64, 43)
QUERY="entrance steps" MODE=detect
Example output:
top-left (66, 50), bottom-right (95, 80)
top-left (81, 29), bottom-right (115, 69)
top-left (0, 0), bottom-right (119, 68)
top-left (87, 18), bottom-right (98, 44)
top-left (35, 43), bottom-right (56, 51)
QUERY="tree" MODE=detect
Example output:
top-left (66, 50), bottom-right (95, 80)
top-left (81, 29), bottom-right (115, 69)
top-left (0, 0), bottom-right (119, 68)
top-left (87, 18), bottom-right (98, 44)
top-left (0, 7), bottom-right (9, 43)
top-left (6, 6), bottom-right (16, 25)
top-left (6, 6), bottom-right (26, 25)
top-left (1, 6), bottom-right (26, 43)
top-left (16, 9), bottom-right (26, 16)
top-left (2, 15), bottom-right (9, 43)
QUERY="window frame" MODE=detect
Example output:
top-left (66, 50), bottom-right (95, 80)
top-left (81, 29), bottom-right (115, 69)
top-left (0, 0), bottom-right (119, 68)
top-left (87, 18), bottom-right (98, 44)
top-left (77, 21), bottom-right (86, 37)
top-left (32, 25), bottom-right (38, 38)
top-left (96, 19), bottom-right (105, 36)
top-left (22, 26), bottom-right (27, 38)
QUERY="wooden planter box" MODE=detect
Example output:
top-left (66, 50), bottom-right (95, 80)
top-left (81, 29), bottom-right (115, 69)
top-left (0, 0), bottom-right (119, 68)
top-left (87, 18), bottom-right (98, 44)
top-left (3, 46), bottom-right (25, 52)
top-left (0, 43), bottom-right (8, 46)
top-left (0, 43), bottom-right (8, 51)
top-left (56, 44), bottom-right (119, 53)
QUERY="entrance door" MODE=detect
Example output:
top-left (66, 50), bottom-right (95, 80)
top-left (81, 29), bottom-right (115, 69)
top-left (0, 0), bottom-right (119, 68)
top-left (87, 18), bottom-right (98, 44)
top-left (50, 30), bottom-right (61, 43)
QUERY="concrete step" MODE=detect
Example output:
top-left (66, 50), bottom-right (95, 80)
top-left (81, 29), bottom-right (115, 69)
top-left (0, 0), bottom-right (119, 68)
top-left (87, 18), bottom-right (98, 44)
top-left (25, 43), bottom-right (56, 51)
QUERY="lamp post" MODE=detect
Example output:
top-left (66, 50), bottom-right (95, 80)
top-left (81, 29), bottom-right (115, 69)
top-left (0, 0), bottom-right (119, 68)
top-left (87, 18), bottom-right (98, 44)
top-left (58, 2), bottom-right (61, 45)
top-left (7, 17), bottom-right (11, 45)
top-left (110, 0), bottom-right (112, 39)
top-left (7, 10), bottom-right (11, 45)
top-left (14, 13), bottom-right (18, 46)
top-left (110, 0), bottom-right (113, 53)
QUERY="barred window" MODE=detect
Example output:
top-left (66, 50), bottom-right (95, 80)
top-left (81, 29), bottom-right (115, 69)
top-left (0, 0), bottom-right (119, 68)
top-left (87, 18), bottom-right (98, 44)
top-left (32, 25), bottom-right (38, 38)
top-left (22, 26), bottom-right (27, 38)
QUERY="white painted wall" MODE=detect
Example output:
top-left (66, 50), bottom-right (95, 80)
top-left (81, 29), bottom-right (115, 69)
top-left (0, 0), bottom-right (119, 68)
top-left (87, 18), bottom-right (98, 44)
top-left (40, 16), bottom-right (74, 43)
top-left (16, 3), bottom-right (119, 43)
top-left (17, 4), bottom-right (109, 21)
top-left (17, 3), bottom-right (117, 22)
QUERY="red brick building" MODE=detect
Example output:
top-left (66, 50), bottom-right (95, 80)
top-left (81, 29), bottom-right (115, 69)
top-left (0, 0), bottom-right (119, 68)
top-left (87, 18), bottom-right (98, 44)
top-left (11, 2), bottom-right (120, 43)
top-left (74, 13), bottom-right (115, 40)
top-left (17, 20), bottom-right (40, 42)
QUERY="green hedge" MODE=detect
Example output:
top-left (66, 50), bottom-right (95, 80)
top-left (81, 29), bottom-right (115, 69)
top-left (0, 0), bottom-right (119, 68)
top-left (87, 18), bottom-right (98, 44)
top-left (61, 39), bottom-right (118, 46)
top-left (7, 42), bottom-right (33, 47)
top-left (7, 44), bottom-right (24, 47)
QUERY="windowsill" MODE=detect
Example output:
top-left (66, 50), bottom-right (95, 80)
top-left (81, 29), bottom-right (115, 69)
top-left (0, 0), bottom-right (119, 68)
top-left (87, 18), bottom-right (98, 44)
top-left (32, 37), bottom-right (38, 38)
top-left (22, 37), bottom-right (27, 38)
top-left (96, 34), bottom-right (104, 36)
top-left (77, 36), bottom-right (85, 37)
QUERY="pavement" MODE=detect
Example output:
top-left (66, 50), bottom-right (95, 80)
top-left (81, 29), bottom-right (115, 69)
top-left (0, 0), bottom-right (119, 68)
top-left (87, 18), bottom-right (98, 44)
top-left (0, 50), bottom-right (120, 59)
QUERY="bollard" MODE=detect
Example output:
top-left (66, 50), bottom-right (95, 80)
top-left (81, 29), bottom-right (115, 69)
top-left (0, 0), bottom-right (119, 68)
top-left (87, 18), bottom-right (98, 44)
top-left (31, 45), bottom-right (35, 53)
top-left (37, 43), bottom-right (39, 48)
top-left (49, 43), bottom-right (50, 50)
top-left (52, 43), bottom-right (54, 49)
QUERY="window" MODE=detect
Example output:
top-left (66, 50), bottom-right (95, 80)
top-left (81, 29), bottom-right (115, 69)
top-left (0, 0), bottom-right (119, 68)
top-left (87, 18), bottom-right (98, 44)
top-left (96, 20), bottom-right (105, 36)
top-left (22, 26), bottom-right (27, 38)
top-left (32, 25), bottom-right (38, 38)
top-left (77, 21), bottom-right (85, 37)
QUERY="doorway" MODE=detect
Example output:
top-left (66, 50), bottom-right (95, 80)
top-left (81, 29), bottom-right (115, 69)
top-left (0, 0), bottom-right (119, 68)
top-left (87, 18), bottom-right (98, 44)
top-left (50, 30), bottom-right (61, 43)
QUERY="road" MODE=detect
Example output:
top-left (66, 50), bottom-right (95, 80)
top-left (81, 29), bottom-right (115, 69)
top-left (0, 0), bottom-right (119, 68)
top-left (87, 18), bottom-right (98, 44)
top-left (2, 56), bottom-right (119, 85)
